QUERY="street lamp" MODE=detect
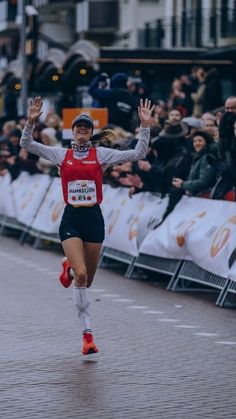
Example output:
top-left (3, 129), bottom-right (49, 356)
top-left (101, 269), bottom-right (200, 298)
top-left (19, 0), bottom-right (27, 116)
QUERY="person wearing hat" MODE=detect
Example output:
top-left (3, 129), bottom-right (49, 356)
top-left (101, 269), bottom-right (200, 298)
top-left (20, 96), bottom-right (154, 355)
top-left (158, 130), bottom-right (218, 224)
top-left (149, 120), bottom-right (191, 196)
top-left (37, 127), bottom-right (62, 174)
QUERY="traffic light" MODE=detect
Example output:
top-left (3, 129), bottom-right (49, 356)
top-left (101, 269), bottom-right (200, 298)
top-left (60, 54), bottom-right (95, 93)
top-left (33, 61), bottom-right (62, 92)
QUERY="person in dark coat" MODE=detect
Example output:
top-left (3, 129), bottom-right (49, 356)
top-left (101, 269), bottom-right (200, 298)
top-left (209, 112), bottom-right (236, 199)
top-left (88, 72), bottom-right (136, 132)
top-left (160, 130), bottom-right (218, 223)
top-left (125, 120), bottom-right (192, 197)
top-left (202, 68), bottom-right (223, 113)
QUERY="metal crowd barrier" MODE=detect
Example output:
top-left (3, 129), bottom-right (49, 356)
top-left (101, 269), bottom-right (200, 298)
top-left (98, 246), bottom-right (235, 308)
top-left (0, 216), bottom-right (235, 308)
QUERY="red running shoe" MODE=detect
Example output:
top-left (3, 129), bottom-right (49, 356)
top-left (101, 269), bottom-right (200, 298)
top-left (59, 257), bottom-right (73, 288)
top-left (82, 332), bottom-right (98, 355)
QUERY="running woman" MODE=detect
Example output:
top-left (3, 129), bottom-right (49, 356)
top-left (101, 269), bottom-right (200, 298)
top-left (20, 97), bottom-right (154, 355)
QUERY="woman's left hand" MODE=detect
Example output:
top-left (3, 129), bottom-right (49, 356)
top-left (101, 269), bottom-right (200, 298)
top-left (138, 99), bottom-right (155, 128)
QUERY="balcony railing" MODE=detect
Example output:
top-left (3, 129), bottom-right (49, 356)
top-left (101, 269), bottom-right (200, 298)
top-left (138, 7), bottom-right (236, 49)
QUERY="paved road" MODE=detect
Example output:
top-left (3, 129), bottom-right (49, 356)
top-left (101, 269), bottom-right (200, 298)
top-left (0, 235), bottom-right (236, 419)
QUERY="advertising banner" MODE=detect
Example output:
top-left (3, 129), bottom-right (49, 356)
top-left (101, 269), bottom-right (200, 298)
top-left (32, 177), bottom-right (65, 234)
top-left (62, 108), bottom-right (108, 140)
top-left (11, 172), bottom-right (51, 226)
top-left (140, 196), bottom-right (236, 279)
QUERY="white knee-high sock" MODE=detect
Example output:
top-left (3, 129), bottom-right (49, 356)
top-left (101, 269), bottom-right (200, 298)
top-left (73, 287), bottom-right (91, 334)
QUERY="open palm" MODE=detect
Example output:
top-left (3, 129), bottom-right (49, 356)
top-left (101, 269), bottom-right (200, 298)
top-left (138, 98), bottom-right (155, 127)
top-left (28, 97), bottom-right (43, 123)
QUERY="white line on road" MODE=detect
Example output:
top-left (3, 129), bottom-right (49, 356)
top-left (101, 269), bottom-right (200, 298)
top-left (214, 341), bottom-right (236, 345)
top-left (156, 318), bottom-right (180, 322)
top-left (143, 310), bottom-right (165, 314)
top-left (113, 298), bottom-right (135, 303)
top-left (90, 289), bottom-right (107, 293)
top-left (174, 325), bottom-right (200, 329)
top-left (129, 305), bottom-right (149, 309)
top-left (193, 332), bottom-right (220, 337)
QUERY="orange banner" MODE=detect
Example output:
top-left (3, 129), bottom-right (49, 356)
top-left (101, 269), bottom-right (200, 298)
top-left (63, 108), bottom-right (108, 131)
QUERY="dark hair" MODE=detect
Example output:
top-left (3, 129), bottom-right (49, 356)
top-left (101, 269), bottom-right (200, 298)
top-left (191, 130), bottom-right (213, 144)
top-left (168, 107), bottom-right (183, 116)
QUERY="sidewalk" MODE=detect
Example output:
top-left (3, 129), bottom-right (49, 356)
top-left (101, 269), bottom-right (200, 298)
top-left (0, 236), bottom-right (236, 419)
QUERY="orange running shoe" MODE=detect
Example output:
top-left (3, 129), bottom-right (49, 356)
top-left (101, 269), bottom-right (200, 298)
top-left (82, 332), bottom-right (98, 355)
top-left (59, 257), bottom-right (73, 288)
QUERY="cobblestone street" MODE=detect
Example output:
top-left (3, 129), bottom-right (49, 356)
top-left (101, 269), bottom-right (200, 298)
top-left (0, 236), bottom-right (236, 419)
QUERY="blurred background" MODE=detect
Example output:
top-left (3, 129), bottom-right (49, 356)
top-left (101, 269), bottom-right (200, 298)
top-left (0, 0), bottom-right (235, 117)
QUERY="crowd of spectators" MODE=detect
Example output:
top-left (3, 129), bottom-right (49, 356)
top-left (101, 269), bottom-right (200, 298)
top-left (1, 65), bottom-right (236, 220)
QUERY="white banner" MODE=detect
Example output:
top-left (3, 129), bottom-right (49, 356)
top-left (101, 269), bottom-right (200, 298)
top-left (32, 177), bottom-right (65, 234)
top-left (136, 193), bottom-right (168, 248)
top-left (1, 173), bottom-right (236, 281)
top-left (0, 172), bottom-right (15, 217)
top-left (103, 186), bottom-right (166, 256)
top-left (140, 196), bottom-right (236, 279)
top-left (11, 172), bottom-right (51, 226)
top-left (103, 187), bottom-right (141, 256)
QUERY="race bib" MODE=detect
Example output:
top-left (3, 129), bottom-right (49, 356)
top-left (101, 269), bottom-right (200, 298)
top-left (68, 180), bottom-right (97, 206)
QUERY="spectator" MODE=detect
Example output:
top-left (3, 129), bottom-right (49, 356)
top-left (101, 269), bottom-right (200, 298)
top-left (126, 120), bottom-right (191, 197)
top-left (0, 120), bottom-right (17, 142)
top-left (201, 112), bottom-right (216, 123)
top-left (182, 117), bottom-right (203, 136)
top-left (152, 100), bottom-right (167, 127)
top-left (224, 96), bottom-right (236, 114)
top-left (168, 108), bottom-right (183, 124)
top-left (191, 67), bottom-right (206, 117)
top-left (202, 68), bottom-right (223, 113)
top-left (210, 111), bottom-right (236, 200)
top-left (203, 118), bottom-right (219, 142)
top-left (89, 72), bottom-right (136, 132)
top-left (161, 130), bottom-right (218, 222)
top-left (37, 127), bottom-right (62, 175)
top-left (45, 112), bottom-right (63, 143)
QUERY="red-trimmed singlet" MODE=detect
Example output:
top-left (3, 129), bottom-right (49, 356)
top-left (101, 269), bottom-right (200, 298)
top-left (60, 148), bottom-right (103, 206)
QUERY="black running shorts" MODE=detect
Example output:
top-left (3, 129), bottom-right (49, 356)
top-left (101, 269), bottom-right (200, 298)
top-left (59, 204), bottom-right (105, 243)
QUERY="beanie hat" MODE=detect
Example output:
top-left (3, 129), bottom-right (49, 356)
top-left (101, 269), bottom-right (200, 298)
top-left (72, 114), bottom-right (94, 130)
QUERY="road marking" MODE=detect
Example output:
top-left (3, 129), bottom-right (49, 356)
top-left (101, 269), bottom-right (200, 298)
top-left (193, 332), bottom-right (220, 337)
top-left (113, 298), bottom-right (135, 303)
top-left (143, 310), bottom-right (165, 314)
top-left (156, 318), bottom-right (180, 322)
top-left (90, 288), bottom-right (107, 293)
top-left (214, 341), bottom-right (236, 345)
top-left (174, 325), bottom-right (200, 329)
top-left (129, 305), bottom-right (149, 309)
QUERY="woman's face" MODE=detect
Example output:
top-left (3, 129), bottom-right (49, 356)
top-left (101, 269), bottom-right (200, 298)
top-left (193, 135), bottom-right (207, 152)
top-left (204, 119), bottom-right (218, 137)
top-left (73, 123), bottom-right (93, 144)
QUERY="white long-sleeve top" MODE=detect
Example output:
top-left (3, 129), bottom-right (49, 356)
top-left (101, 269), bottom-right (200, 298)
top-left (20, 123), bottom-right (150, 170)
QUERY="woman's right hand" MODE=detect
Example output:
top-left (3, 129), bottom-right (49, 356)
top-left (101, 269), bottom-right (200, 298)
top-left (27, 97), bottom-right (43, 125)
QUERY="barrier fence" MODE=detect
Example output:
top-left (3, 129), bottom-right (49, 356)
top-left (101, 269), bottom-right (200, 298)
top-left (0, 171), bottom-right (236, 308)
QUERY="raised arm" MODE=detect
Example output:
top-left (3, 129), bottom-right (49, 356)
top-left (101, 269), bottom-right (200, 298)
top-left (97, 98), bottom-right (154, 167)
top-left (20, 97), bottom-right (66, 166)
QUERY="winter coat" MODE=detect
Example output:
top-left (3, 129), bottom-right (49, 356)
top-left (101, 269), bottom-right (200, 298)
top-left (89, 73), bottom-right (136, 131)
top-left (182, 144), bottom-right (217, 195)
